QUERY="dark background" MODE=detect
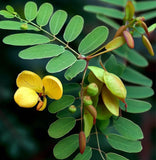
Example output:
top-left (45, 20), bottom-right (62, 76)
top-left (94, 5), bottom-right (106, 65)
top-left (0, 0), bottom-right (155, 159)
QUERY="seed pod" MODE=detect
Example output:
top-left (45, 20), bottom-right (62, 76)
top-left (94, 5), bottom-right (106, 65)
top-left (87, 83), bottom-right (99, 96)
top-left (83, 95), bottom-right (93, 106)
top-left (113, 25), bottom-right (127, 39)
top-left (123, 30), bottom-right (134, 48)
top-left (79, 131), bottom-right (86, 154)
top-left (86, 105), bottom-right (97, 124)
top-left (140, 21), bottom-right (150, 37)
top-left (20, 23), bottom-right (28, 30)
top-left (68, 105), bottom-right (77, 113)
top-left (103, 71), bottom-right (127, 101)
top-left (142, 35), bottom-right (154, 56)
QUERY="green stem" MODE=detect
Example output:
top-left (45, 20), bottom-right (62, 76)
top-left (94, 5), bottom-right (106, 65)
top-left (80, 60), bottom-right (89, 131)
top-left (95, 125), bottom-right (106, 160)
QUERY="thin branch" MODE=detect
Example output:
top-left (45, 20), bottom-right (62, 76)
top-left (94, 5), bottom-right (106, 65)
top-left (95, 125), bottom-right (106, 160)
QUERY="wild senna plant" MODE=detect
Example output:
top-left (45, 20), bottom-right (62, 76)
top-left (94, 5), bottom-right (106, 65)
top-left (0, 0), bottom-right (155, 159)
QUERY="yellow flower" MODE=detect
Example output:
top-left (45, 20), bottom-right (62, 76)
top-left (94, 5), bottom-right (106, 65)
top-left (14, 70), bottom-right (63, 111)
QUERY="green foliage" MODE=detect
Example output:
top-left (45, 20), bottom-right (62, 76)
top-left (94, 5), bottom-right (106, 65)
top-left (53, 134), bottom-right (79, 159)
top-left (78, 26), bottom-right (108, 55)
top-left (19, 44), bottom-right (65, 59)
top-left (63, 15), bottom-right (84, 42)
top-left (3, 33), bottom-right (50, 46)
top-left (0, 0), bottom-right (155, 160)
top-left (48, 117), bottom-right (76, 139)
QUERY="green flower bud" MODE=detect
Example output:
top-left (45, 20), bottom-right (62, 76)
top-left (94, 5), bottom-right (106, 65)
top-left (87, 83), bottom-right (99, 96)
top-left (68, 105), bottom-right (77, 113)
top-left (83, 95), bottom-right (93, 106)
top-left (20, 23), bottom-right (28, 30)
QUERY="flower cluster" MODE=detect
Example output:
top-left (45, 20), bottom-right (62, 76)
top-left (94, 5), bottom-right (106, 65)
top-left (14, 70), bottom-right (63, 111)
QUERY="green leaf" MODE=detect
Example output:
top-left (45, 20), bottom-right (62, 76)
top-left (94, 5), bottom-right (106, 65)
top-left (78, 26), bottom-right (109, 55)
top-left (64, 60), bottom-right (86, 80)
top-left (96, 104), bottom-right (112, 120)
top-left (48, 117), bottom-right (76, 139)
top-left (3, 33), bottom-right (50, 46)
top-left (140, 10), bottom-right (156, 21)
top-left (120, 99), bottom-right (152, 113)
top-left (106, 152), bottom-right (129, 160)
top-left (113, 117), bottom-right (143, 140)
top-left (84, 107), bottom-right (93, 138)
top-left (113, 45), bottom-right (148, 67)
top-left (105, 55), bottom-right (126, 76)
top-left (63, 15), bottom-right (84, 42)
top-left (148, 23), bottom-right (156, 32)
top-left (135, 1), bottom-right (156, 12)
top-left (0, 10), bottom-right (14, 18)
top-left (96, 14), bottom-right (120, 30)
top-left (88, 66), bottom-right (105, 82)
top-left (53, 134), bottom-right (79, 159)
top-left (48, 95), bottom-right (75, 113)
top-left (107, 134), bottom-right (142, 153)
top-left (100, 0), bottom-right (127, 7)
top-left (63, 83), bottom-right (81, 95)
top-left (6, 5), bottom-right (14, 13)
top-left (36, 3), bottom-right (53, 26)
top-left (49, 10), bottom-right (67, 35)
top-left (24, 1), bottom-right (38, 21)
top-left (73, 146), bottom-right (92, 160)
top-left (19, 44), bottom-right (64, 59)
top-left (46, 50), bottom-right (77, 73)
top-left (97, 119), bottom-right (110, 133)
top-left (84, 5), bottom-right (124, 19)
top-left (126, 86), bottom-right (154, 99)
top-left (120, 66), bottom-right (152, 87)
top-left (0, 21), bottom-right (38, 31)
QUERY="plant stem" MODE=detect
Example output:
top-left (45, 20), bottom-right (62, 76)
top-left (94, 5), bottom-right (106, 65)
top-left (80, 60), bottom-right (89, 131)
top-left (95, 125), bottom-right (106, 160)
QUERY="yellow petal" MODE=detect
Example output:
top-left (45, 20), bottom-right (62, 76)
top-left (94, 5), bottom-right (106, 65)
top-left (14, 87), bottom-right (39, 108)
top-left (36, 96), bottom-right (47, 111)
top-left (101, 85), bottom-right (119, 116)
top-left (16, 70), bottom-right (43, 93)
top-left (42, 75), bottom-right (63, 100)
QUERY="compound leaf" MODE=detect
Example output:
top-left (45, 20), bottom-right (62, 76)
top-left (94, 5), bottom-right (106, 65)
top-left (0, 20), bottom-right (38, 31)
top-left (19, 44), bottom-right (64, 59)
top-left (84, 6), bottom-right (124, 19)
top-left (0, 10), bottom-right (14, 18)
top-left (113, 117), bottom-right (143, 140)
top-left (113, 45), bottom-right (148, 67)
top-left (106, 152), bottom-right (129, 160)
top-left (46, 50), bottom-right (77, 73)
top-left (48, 117), bottom-right (76, 139)
top-left (97, 14), bottom-right (120, 30)
top-left (49, 10), bottom-right (67, 35)
top-left (78, 26), bottom-right (109, 55)
top-left (126, 86), bottom-right (154, 99)
top-left (120, 99), bottom-right (152, 113)
top-left (73, 146), bottom-right (92, 160)
top-left (135, 1), bottom-right (156, 12)
top-left (53, 134), bottom-right (79, 159)
top-left (120, 67), bottom-right (152, 87)
top-left (36, 3), bottom-right (53, 26)
top-left (24, 1), bottom-right (38, 21)
top-left (63, 15), bottom-right (84, 42)
top-left (107, 134), bottom-right (142, 153)
top-left (3, 33), bottom-right (50, 46)
top-left (48, 95), bottom-right (75, 113)
top-left (64, 60), bottom-right (86, 80)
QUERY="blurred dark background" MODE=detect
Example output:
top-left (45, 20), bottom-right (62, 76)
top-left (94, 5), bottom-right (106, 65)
top-left (0, 0), bottom-right (155, 159)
